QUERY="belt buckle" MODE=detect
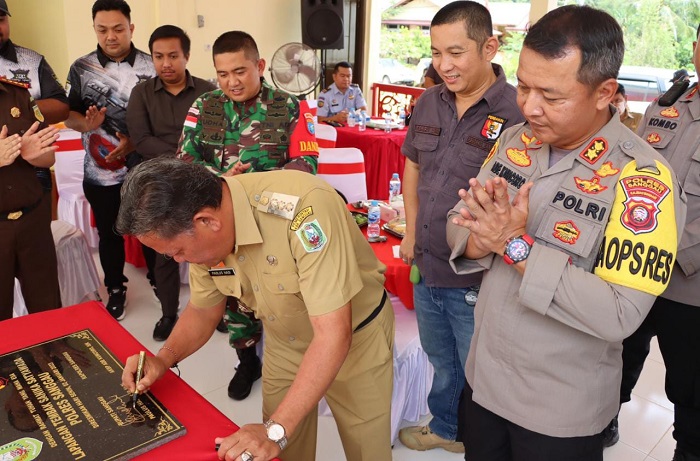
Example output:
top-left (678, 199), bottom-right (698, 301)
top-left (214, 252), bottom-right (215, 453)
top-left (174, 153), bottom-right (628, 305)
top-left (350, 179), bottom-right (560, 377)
top-left (7, 210), bottom-right (22, 220)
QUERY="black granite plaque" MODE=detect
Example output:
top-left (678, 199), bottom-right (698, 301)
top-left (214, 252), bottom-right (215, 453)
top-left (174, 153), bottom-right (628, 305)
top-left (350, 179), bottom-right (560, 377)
top-left (0, 329), bottom-right (185, 460)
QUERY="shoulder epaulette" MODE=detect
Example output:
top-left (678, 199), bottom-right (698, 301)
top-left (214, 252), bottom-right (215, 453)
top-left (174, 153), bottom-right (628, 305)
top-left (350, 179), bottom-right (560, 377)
top-left (351, 83), bottom-right (359, 88)
top-left (321, 87), bottom-right (332, 93)
top-left (0, 76), bottom-right (29, 89)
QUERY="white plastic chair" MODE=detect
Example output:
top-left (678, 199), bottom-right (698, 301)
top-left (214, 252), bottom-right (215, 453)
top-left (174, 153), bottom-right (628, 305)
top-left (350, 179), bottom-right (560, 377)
top-left (54, 128), bottom-right (99, 248)
top-left (317, 147), bottom-right (368, 203)
top-left (314, 122), bottom-right (337, 148)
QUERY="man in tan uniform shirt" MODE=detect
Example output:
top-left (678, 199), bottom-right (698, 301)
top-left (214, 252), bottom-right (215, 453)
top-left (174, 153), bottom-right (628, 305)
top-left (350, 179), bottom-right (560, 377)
top-left (445, 6), bottom-right (686, 461)
top-left (117, 158), bottom-right (394, 461)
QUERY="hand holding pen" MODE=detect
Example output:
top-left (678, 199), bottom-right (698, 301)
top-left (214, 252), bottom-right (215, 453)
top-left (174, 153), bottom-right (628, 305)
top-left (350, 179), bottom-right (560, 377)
top-left (121, 350), bottom-right (169, 401)
top-left (131, 351), bottom-right (146, 408)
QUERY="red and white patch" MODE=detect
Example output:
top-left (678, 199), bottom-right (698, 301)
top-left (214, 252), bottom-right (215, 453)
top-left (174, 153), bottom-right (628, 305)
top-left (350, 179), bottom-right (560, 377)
top-left (481, 114), bottom-right (506, 140)
top-left (620, 175), bottom-right (670, 235)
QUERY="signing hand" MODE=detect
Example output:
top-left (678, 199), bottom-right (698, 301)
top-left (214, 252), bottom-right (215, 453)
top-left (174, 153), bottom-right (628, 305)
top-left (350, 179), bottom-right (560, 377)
top-left (121, 353), bottom-right (168, 396)
top-left (215, 424), bottom-right (280, 461)
top-left (105, 132), bottom-right (133, 163)
top-left (451, 177), bottom-right (534, 255)
top-left (84, 105), bottom-right (107, 132)
top-left (20, 122), bottom-right (59, 162)
top-left (0, 125), bottom-right (21, 167)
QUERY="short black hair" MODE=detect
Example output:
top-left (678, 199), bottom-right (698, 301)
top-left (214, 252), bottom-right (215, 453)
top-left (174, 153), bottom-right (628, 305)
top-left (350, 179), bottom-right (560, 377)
top-left (333, 61), bottom-right (352, 73)
top-left (616, 83), bottom-right (626, 96)
top-left (149, 25), bottom-right (191, 56)
top-left (523, 5), bottom-right (623, 88)
top-left (212, 31), bottom-right (259, 62)
top-left (92, 0), bottom-right (131, 22)
top-left (431, 1), bottom-right (493, 50)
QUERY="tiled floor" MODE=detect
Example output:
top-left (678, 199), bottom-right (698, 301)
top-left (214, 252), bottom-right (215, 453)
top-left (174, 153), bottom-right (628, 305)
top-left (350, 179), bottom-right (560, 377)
top-left (108, 258), bottom-right (675, 461)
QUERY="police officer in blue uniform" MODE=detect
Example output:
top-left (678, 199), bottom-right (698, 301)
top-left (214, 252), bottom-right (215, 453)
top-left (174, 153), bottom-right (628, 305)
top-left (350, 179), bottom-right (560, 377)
top-left (317, 61), bottom-right (367, 125)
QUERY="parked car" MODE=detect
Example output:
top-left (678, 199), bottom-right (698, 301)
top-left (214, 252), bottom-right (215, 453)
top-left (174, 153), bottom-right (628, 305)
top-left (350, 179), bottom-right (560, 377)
top-left (377, 58), bottom-right (415, 86)
top-left (416, 57), bottom-right (432, 86)
top-left (617, 65), bottom-right (677, 114)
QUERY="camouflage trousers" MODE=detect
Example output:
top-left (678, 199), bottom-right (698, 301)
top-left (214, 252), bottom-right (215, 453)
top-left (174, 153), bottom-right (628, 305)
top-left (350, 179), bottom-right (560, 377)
top-left (224, 297), bottom-right (262, 349)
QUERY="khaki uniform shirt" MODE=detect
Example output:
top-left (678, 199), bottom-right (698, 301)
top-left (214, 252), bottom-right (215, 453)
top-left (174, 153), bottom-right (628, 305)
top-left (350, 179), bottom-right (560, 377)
top-left (189, 170), bottom-right (386, 351)
top-left (637, 84), bottom-right (700, 306)
top-left (621, 110), bottom-right (642, 132)
top-left (446, 115), bottom-right (686, 437)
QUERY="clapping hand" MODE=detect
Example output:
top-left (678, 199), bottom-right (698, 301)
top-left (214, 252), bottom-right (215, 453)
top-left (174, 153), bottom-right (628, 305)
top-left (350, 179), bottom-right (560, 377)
top-left (20, 122), bottom-right (59, 163)
top-left (451, 177), bottom-right (533, 256)
top-left (84, 105), bottom-right (107, 132)
top-left (0, 125), bottom-right (21, 167)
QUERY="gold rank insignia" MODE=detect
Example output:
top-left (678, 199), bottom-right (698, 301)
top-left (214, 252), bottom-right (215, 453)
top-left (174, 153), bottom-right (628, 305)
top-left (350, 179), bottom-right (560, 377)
top-left (10, 107), bottom-right (20, 118)
top-left (33, 104), bottom-right (44, 122)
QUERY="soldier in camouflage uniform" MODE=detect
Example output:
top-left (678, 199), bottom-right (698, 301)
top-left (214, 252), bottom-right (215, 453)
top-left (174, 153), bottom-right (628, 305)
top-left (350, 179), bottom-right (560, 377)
top-left (177, 30), bottom-right (319, 401)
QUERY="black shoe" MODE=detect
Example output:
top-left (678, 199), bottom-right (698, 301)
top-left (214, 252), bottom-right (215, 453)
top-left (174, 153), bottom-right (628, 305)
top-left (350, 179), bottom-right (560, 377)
top-left (601, 416), bottom-right (619, 448)
top-left (153, 316), bottom-right (178, 342)
top-left (216, 319), bottom-right (227, 333)
top-left (227, 347), bottom-right (262, 400)
top-left (673, 448), bottom-right (700, 461)
top-left (106, 287), bottom-right (127, 321)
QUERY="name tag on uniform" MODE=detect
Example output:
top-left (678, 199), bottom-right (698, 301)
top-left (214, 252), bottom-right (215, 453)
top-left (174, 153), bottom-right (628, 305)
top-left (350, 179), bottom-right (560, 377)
top-left (208, 267), bottom-right (235, 276)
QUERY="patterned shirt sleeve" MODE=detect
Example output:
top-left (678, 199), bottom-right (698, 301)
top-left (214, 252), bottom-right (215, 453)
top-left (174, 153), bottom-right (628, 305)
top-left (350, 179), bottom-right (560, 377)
top-left (38, 57), bottom-right (68, 103)
top-left (176, 97), bottom-right (222, 174)
top-left (66, 63), bottom-right (86, 113)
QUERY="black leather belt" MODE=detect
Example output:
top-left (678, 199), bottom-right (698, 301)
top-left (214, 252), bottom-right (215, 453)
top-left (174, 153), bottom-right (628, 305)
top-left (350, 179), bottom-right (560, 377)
top-left (0, 199), bottom-right (41, 221)
top-left (354, 290), bottom-right (388, 333)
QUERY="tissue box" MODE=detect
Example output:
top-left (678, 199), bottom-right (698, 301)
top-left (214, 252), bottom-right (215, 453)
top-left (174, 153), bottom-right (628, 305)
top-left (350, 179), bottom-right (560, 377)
top-left (379, 202), bottom-right (398, 222)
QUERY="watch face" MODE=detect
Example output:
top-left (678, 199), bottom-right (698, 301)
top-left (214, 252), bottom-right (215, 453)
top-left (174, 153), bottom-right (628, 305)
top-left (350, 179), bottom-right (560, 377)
top-left (268, 423), bottom-right (285, 441)
top-left (507, 239), bottom-right (530, 261)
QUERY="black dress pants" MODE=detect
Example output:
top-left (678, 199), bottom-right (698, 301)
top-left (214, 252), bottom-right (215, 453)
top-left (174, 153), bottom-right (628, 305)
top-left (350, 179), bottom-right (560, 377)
top-left (141, 244), bottom-right (180, 318)
top-left (620, 296), bottom-right (700, 456)
top-left (83, 182), bottom-right (127, 290)
top-left (457, 383), bottom-right (603, 461)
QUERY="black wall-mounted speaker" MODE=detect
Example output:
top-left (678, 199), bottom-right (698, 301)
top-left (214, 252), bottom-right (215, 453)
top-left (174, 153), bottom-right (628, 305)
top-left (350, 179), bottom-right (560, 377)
top-left (301, 0), bottom-right (344, 50)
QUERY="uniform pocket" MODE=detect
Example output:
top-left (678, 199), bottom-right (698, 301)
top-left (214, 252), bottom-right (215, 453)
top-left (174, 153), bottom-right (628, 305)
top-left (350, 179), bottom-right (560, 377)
top-left (683, 151), bottom-right (700, 197)
top-left (411, 133), bottom-right (439, 152)
top-left (534, 208), bottom-right (604, 259)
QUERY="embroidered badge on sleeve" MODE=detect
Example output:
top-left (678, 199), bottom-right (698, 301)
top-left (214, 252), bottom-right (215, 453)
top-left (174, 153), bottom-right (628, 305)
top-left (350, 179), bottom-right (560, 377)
top-left (594, 160), bottom-right (678, 296)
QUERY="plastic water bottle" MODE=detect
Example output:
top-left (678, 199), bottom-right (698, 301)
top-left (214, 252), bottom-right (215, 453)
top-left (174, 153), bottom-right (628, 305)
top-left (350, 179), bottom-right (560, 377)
top-left (383, 112), bottom-right (392, 133)
top-left (389, 173), bottom-right (401, 203)
top-left (367, 200), bottom-right (381, 239)
top-left (397, 107), bottom-right (406, 130)
top-left (358, 110), bottom-right (367, 132)
top-left (347, 111), bottom-right (356, 127)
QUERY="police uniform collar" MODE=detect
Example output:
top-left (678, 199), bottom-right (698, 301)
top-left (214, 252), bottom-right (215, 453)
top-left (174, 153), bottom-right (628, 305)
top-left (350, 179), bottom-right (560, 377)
top-left (96, 43), bottom-right (138, 67)
top-left (0, 39), bottom-right (18, 63)
top-left (224, 177), bottom-right (263, 249)
top-left (154, 70), bottom-right (195, 92)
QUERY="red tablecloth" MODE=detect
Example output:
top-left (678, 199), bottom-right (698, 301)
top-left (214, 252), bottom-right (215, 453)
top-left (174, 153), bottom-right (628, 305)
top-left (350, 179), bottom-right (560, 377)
top-left (0, 302), bottom-right (247, 461)
top-left (335, 125), bottom-right (407, 201)
top-left (351, 206), bottom-right (414, 309)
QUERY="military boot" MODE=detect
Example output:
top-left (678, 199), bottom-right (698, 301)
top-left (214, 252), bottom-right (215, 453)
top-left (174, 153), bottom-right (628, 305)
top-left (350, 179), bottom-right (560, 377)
top-left (672, 448), bottom-right (700, 461)
top-left (227, 347), bottom-right (262, 400)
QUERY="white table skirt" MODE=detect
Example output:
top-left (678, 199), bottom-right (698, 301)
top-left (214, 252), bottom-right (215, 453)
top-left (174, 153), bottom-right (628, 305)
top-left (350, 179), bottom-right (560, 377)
top-left (14, 220), bottom-right (100, 317)
top-left (318, 294), bottom-right (432, 443)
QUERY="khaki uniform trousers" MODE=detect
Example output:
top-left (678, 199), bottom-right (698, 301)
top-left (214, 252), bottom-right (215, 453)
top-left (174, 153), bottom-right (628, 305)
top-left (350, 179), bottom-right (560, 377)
top-left (262, 298), bottom-right (394, 461)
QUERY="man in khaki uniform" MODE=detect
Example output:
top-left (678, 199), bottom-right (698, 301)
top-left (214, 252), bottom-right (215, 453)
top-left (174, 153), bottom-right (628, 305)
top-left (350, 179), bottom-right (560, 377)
top-left (117, 158), bottom-right (393, 461)
top-left (445, 6), bottom-right (686, 460)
